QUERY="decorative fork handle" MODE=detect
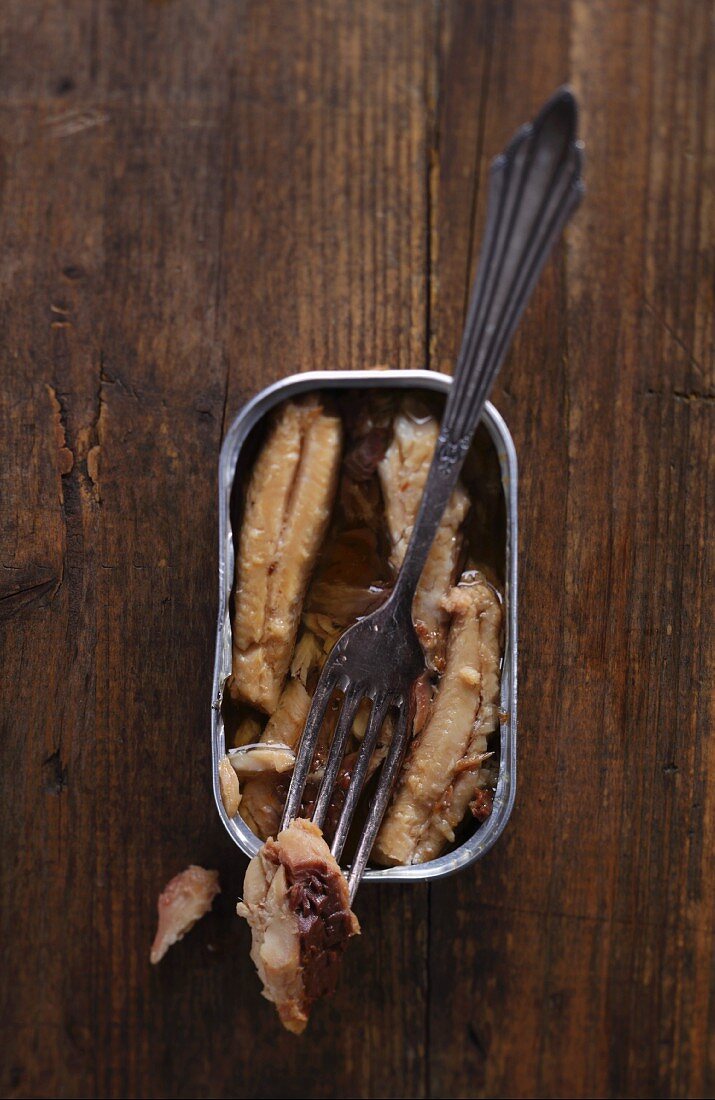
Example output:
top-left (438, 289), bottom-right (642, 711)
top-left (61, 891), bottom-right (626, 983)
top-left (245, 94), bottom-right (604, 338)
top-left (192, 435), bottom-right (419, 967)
top-left (392, 87), bottom-right (584, 605)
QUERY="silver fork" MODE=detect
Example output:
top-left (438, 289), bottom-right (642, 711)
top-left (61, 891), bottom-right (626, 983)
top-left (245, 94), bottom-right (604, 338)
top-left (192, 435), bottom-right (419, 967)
top-left (281, 87), bottom-right (584, 901)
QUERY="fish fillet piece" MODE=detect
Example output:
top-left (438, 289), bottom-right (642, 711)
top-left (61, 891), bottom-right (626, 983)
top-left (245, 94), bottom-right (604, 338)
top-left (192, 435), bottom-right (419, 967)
top-left (150, 865), bottom-right (220, 964)
top-left (239, 677), bottom-right (311, 838)
top-left (230, 399), bottom-right (342, 713)
top-left (373, 573), bottom-right (502, 866)
top-left (237, 818), bottom-right (360, 1034)
top-left (230, 746), bottom-right (296, 778)
top-left (378, 402), bottom-right (469, 668)
top-left (410, 757), bottom-right (494, 864)
top-left (218, 755), bottom-right (242, 817)
top-left (290, 630), bottom-right (324, 687)
top-left (261, 677), bottom-right (312, 751)
top-left (232, 714), bottom-right (262, 748)
top-left (238, 677), bottom-right (341, 841)
top-left (237, 772), bottom-right (288, 840)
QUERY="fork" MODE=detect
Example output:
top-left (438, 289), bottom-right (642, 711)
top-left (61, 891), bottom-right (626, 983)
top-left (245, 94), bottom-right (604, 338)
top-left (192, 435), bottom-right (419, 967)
top-left (281, 87), bottom-right (584, 900)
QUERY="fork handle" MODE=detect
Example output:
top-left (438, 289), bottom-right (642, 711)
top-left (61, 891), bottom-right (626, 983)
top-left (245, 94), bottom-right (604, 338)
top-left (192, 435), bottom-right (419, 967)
top-left (392, 87), bottom-right (583, 606)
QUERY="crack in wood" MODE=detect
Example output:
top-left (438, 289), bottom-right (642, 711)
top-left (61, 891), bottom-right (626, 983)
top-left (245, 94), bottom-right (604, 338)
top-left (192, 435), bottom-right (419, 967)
top-left (0, 576), bottom-right (62, 619)
top-left (42, 749), bottom-right (68, 795)
top-left (642, 297), bottom-right (705, 373)
top-left (644, 386), bottom-right (715, 404)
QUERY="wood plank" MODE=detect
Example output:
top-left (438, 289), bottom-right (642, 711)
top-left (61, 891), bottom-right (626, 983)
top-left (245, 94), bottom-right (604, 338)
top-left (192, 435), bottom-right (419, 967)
top-left (212, 3), bottom-right (433, 1097)
top-left (0, 2), bottom-right (435, 1098)
top-left (428, 1), bottom-right (714, 1097)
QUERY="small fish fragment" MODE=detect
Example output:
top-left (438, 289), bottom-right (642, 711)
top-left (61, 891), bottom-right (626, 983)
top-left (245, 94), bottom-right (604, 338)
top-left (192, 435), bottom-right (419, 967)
top-left (230, 745), bottom-right (295, 778)
top-left (230, 398), bottom-right (342, 714)
top-left (218, 754), bottom-right (242, 817)
top-left (412, 672), bottom-right (434, 736)
top-left (378, 401), bottom-right (470, 668)
top-left (262, 677), bottom-right (312, 751)
top-left (239, 677), bottom-right (311, 838)
top-left (470, 786), bottom-right (494, 822)
top-left (150, 865), bottom-right (220, 964)
top-left (237, 773), bottom-right (289, 840)
top-left (237, 818), bottom-right (360, 1034)
top-left (232, 714), bottom-right (263, 749)
top-left (290, 630), bottom-right (324, 687)
top-left (373, 572), bottom-right (502, 866)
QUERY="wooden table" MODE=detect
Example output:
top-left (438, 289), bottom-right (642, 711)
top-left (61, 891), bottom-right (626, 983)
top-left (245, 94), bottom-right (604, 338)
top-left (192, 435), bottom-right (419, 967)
top-left (1, 3), bottom-right (712, 1097)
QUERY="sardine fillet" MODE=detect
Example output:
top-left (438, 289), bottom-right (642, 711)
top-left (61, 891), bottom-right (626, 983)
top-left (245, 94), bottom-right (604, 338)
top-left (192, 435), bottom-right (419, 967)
top-left (239, 677), bottom-right (312, 839)
top-left (378, 407), bottom-right (469, 667)
top-left (230, 400), bottom-right (342, 713)
top-left (261, 676), bottom-right (312, 751)
top-left (237, 819), bottom-right (360, 1034)
top-left (373, 574), bottom-right (502, 866)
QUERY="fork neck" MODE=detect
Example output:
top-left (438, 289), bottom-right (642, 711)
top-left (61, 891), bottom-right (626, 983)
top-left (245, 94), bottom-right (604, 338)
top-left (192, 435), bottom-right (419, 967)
top-left (392, 87), bottom-right (582, 611)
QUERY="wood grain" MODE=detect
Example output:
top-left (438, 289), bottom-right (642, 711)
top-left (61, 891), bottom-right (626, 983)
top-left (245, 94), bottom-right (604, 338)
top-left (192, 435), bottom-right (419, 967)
top-left (429, 2), bottom-right (714, 1099)
top-left (0, 2), bottom-right (712, 1098)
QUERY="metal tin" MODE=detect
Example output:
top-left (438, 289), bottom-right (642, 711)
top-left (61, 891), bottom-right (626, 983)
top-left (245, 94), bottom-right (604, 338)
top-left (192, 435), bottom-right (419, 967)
top-left (212, 370), bottom-right (517, 883)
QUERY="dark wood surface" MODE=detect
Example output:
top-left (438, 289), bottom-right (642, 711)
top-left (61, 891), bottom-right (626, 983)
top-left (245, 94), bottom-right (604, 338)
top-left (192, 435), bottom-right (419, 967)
top-left (1, 3), bottom-right (712, 1098)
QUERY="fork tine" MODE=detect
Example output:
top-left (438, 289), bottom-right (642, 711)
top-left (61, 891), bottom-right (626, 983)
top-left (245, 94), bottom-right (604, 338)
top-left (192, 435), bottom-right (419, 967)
top-left (311, 684), bottom-right (363, 831)
top-left (331, 692), bottom-right (391, 861)
top-left (280, 665), bottom-right (337, 828)
top-left (347, 698), bottom-right (412, 902)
